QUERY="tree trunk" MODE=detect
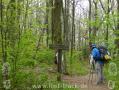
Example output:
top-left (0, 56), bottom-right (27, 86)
top-left (72, 0), bottom-right (75, 49)
top-left (105, 0), bottom-right (110, 46)
top-left (88, 0), bottom-right (92, 45)
top-left (46, 0), bottom-right (49, 47)
top-left (93, 0), bottom-right (98, 43)
top-left (50, 0), bottom-right (54, 44)
top-left (62, 0), bottom-right (70, 74)
top-left (53, 0), bottom-right (63, 81)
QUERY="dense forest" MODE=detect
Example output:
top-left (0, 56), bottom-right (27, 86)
top-left (0, 0), bottom-right (119, 90)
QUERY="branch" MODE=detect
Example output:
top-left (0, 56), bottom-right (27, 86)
top-left (109, 0), bottom-right (115, 12)
top-left (99, 0), bottom-right (106, 13)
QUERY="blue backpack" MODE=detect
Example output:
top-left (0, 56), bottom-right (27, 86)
top-left (98, 46), bottom-right (111, 63)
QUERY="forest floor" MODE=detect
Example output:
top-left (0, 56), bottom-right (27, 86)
top-left (63, 73), bottom-right (110, 90)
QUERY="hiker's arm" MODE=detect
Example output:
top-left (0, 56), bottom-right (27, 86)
top-left (92, 49), bottom-right (97, 60)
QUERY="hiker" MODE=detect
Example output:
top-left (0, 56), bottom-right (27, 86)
top-left (90, 44), bottom-right (105, 85)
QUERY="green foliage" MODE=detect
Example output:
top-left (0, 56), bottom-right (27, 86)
top-left (15, 68), bottom-right (48, 89)
top-left (70, 59), bottom-right (88, 76)
top-left (82, 48), bottom-right (89, 58)
top-left (35, 73), bottom-right (48, 85)
top-left (0, 62), bottom-right (2, 87)
top-left (104, 57), bottom-right (119, 90)
top-left (18, 59), bottom-right (37, 68)
top-left (72, 51), bottom-right (82, 60)
top-left (67, 51), bottom-right (88, 75)
top-left (14, 71), bottom-right (36, 89)
top-left (35, 49), bottom-right (54, 64)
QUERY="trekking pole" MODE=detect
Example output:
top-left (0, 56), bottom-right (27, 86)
top-left (88, 64), bottom-right (94, 87)
top-left (88, 65), bottom-right (92, 90)
top-left (91, 65), bottom-right (93, 84)
top-left (88, 55), bottom-right (95, 88)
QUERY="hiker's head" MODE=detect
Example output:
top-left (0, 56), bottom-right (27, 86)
top-left (90, 44), bottom-right (96, 49)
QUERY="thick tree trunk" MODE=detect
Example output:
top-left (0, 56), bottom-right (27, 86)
top-left (62, 0), bottom-right (70, 74)
top-left (53, 0), bottom-right (63, 81)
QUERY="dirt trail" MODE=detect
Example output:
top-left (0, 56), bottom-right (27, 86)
top-left (63, 73), bottom-right (110, 90)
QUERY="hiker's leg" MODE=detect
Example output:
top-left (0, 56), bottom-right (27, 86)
top-left (95, 62), bottom-right (102, 84)
top-left (92, 61), bottom-right (95, 72)
top-left (100, 64), bottom-right (105, 82)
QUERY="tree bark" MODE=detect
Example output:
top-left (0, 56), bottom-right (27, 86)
top-left (92, 0), bottom-right (98, 43)
top-left (46, 0), bottom-right (49, 47)
top-left (88, 0), bottom-right (92, 45)
top-left (105, 0), bottom-right (110, 46)
top-left (53, 0), bottom-right (63, 81)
